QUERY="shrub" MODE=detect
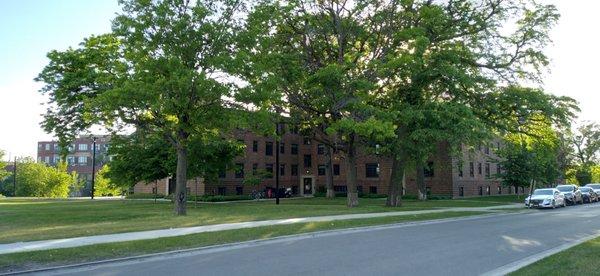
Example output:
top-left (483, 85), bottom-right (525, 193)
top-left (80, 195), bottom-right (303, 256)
top-left (126, 193), bottom-right (164, 199)
top-left (360, 193), bottom-right (387, 199)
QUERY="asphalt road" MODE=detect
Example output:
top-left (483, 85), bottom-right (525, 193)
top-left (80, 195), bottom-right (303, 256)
top-left (39, 203), bottom-right (600, 276)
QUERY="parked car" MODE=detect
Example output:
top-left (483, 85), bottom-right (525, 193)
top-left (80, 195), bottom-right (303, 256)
top-left (579, 187), bottom-right (598, 203)
top-left (556, 184), bottom-right (583, 205)
top-left (525, 188), bottom-right (566, 208)
top-left (585, 183), bottom-right (600, 196)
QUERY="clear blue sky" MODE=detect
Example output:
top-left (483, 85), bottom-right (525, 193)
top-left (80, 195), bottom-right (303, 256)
top-left (0, 0), bottom-right (598, 160)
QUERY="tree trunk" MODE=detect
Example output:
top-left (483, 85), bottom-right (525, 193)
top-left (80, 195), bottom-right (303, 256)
top-left (174, 145), bottom-right (188, 215)
top-left (416, 161), bottom-right (427, 201)
top-left (325, 145), bottom-right (335, 198)
top-left (386, 157), bottom-right (404, 207)
top-left (345, 134), bottom-right (359, 207)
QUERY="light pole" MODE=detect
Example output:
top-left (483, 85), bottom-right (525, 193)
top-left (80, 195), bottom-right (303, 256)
top-left (91, 136), bottom-right (97, 199)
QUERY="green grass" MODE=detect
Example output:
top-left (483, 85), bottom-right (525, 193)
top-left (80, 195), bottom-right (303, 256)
top-left (0, 211), bottom-right (486, 273)
top-left (511, 235), bottom-right (600, 276)
top-left (457, 195), bottom-right (526, 204)
top-left (0, 197), bottom-right (509, 243)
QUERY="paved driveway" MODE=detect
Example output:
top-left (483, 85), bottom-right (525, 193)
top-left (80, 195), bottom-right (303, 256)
top-left (40, 203), bottom-right (600, 276)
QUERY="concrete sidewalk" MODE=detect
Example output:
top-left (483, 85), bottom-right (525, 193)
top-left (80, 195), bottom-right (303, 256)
top-left (0, 204), bottom-right (522, 255)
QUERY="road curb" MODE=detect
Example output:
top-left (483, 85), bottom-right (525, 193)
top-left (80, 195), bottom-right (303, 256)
top-left (481, 230), bottom-right (600, 276)
top-left (0, 211), bottom-right (513, 276)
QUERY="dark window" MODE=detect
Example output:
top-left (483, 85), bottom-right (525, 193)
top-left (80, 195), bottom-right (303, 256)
top-left (218, 187), bottom-right (226, 196)
top-left (333, 164), bottom-right (340, 176)
top-left (478, 186), bottom-right (483, 196)
top-left (235, 163), bottom-right (244, 178)
top-left (317, 144), bottom-right (325, 155)
top-left (265, 142), bottom-right (273, 156)
top-left (252, 163), bottom-right (258, 175)
top-left (252, 140), bottom-right (258, 152)
top-left (279, 164), bottom-right (285, 176)
top-left (459, 187), bottom-right (464, 197)
top-left (496, 164), bottom-right (501, 175)
top-left (497, 186), bottom-right (502, 195)
top-left (291, 164), bottom-right (299, 176)
top-left (291, 144), bottom-right (298, 155)
top-left (458, 164), bottom-right (463, 177)
top-left (280, 142), bottom-right (285, 154)
top-left (334, 185), bottom-right (347, 192)
top-left (236, 186), bottom-right (243, 195)
top-left (303, 137), bottom-right (311, 145)
top-left (365, 163), bottom-right (379, 178)
top-left (478, 163), bottom-right (482, 175)
top-left (265, 164), bottom-right (274, 178)
top-left (485, 163), bottom-right (490, 178)
top-left (486, 186), bottom-right (491, 195)
top-left (304, 154), bottom-right (312, 168)
top-left (424, 161), bottom-right (434, 177)
top-left (318, 165), bottom-right (326, 176)
top-left (369, 186), bottom-right (377, 194)
top-left (152, 187), bottom-right (157, 194)
top-left (469, 162), bottom-right (475, 177)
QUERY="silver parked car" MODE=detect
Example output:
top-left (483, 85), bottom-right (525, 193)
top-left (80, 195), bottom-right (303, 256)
top-left (525, 188), bottom-right (566, 208)
top-left (556, 184), bottom-right (583, 205)
top-left (585, 183), bottom-right (600, 197)
top-left (579, 187), bottom-right (599, 203)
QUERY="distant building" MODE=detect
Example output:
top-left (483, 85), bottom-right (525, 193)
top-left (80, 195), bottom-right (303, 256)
top-left (37, 135), bottom-right (110, 196)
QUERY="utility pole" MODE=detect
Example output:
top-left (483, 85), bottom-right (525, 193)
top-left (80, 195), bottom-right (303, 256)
top-left (275, 122), bottom-right (280, 205)
top-left (91, 137), bottom-right (97, 199)
top-left (12, 157), bottom-right (16, 197)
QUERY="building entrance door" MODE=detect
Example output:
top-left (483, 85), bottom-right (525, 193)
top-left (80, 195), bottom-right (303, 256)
top-left (303, 177), bottom-right (313, 195)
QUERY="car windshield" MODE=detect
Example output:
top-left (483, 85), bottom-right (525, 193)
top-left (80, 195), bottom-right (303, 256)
top-left (556, 186), bottom-right (573, 192)
top-left (532, 190), bottom-right (553, 195)
top-left (586, 184), bottom-right (600, 189)
top-left (580, 187), bottom-right (591, 192)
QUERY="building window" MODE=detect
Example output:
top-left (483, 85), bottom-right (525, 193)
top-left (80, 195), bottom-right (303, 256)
top-left (67, 156), bottom-right (75, 165)
top-left (44, 156), bottom-right (50, 163)
top-left (496, 164), bottom-right (501, 176)
top-left (303, 137), bottom-right (311, 145)
top-left (53, 155), bottom-right (59, 163)
top-left (54, 143), bottom-right (58, 151)
top-left (334, 185), bottom-right (347, 193)
top-left (458, 164), bottom-right (463, 177)
top-left (252, 140), bottom-right (258, 152)
top-left (478, 163), bottom-right (482, 175)
top-left (45, 144), bottom-right (50, 151)
top-left (78, 144), bottom-right (88, 151)
top-left (265, 164), bottom-right (274, 178)
top-left (265, 142), bottom-right (273, 156)
top-left (478, 186), bottom-right (483, 196)
top-left (459, 187), bottom-right (464, 197)
top-left (304, 155), bottom-right (312, 168)
top-left (424, 161), bottom-right (434, 177)
top-left (236, 186), bottom-right (243, 195)
top-left (497, 186), bottom-right (502, 195)
top-left (291, 164), bottom-right (299, 176)
top-left (486, 186), bottom-right (491, 195)
top-left (318, 165), bottom-right (326, 176)
top-left (38, 143), bottom-right (42, 149)
top-left (485, 163), bottom-right (490, 178)
top-left (291, 144), bottom-right (298, 155)
top-left (279, 164), bottom-right (285, 176)
top-left (317, 144), bottom-right (325, 155)
top-left (235, 163), bottom-right (244, 178)
top-left (218, 187), bottom-right (226, 196)
top-left (365, 163), bottom-right (379, 178)
top-left (333, 164), bottom-right (340, 176)
top-left (78, 156), bottom-right (87, 164)
top-left (252, 163), bottom-right (258, 175)
top-left (469, 162), bottom-right (475, 177)
top-left (369, 186), bottom-right (377, 194)
top-left (280, 142), bottom-right (285, 154)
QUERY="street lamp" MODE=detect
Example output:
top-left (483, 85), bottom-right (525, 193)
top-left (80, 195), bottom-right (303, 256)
top-left (91, 136), bottom-right (97, 200)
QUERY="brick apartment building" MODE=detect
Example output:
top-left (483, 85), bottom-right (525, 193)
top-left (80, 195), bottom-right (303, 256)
top-left (37, 135), bottom-right (110, 196)
top-left (133, 128), bottom-right (528, 198)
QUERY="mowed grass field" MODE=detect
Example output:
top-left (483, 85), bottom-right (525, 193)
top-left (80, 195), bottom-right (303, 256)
top-left (0, 196), bottom-right (520, 243)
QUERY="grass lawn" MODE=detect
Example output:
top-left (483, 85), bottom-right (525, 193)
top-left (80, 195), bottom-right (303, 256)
top-left (457, 195), bottom-right (526, 204)
top-left (0, 197), bottom-right (512, 243)
top-left (511, 235), bottom-right (600, 276)
top-left (0, 211), bottom-right (486, 273)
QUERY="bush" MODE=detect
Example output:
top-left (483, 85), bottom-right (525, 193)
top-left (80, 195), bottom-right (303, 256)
top-left (428, 195), bottom-right (452, 200)
top-left (313, 192), bottom-right (326, 197)
top-left (401, 194), bottom-right (418, 200)
top-left (360, 193), bottom-right (387, 199)
top-left (126, 193), bottom-right (164, 199)
top-left (188, 195), bottom-right (253, 202)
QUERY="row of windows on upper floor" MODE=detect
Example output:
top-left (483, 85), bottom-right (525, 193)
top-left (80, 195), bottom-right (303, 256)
top-left (242, 139), bottom-right (328, 156)
top-left (38, 155), bottom-right (110, 165)
top-left (458, 161), bottom-right (501, 178)
top-left (38, 143), bottom-right (108, 152)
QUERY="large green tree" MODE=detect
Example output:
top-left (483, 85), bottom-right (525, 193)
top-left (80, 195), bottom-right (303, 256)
top-left (0, 150), bottom-right (8, 181)
top-left (6, 158), bottom-right (76, 198)
top-left (37, 0), bottom-right (247, 215)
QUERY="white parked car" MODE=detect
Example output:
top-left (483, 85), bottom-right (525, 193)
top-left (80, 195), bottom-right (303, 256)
top-left (525, 188), bottom-right (566, 209)
top-left (585, 183), bottom-right (600, 196)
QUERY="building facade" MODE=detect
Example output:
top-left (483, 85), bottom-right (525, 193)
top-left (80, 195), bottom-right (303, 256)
top-left (133, 129), bottom-right (528, 198)
top-left (37, 135), bottom-right (110, 196)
